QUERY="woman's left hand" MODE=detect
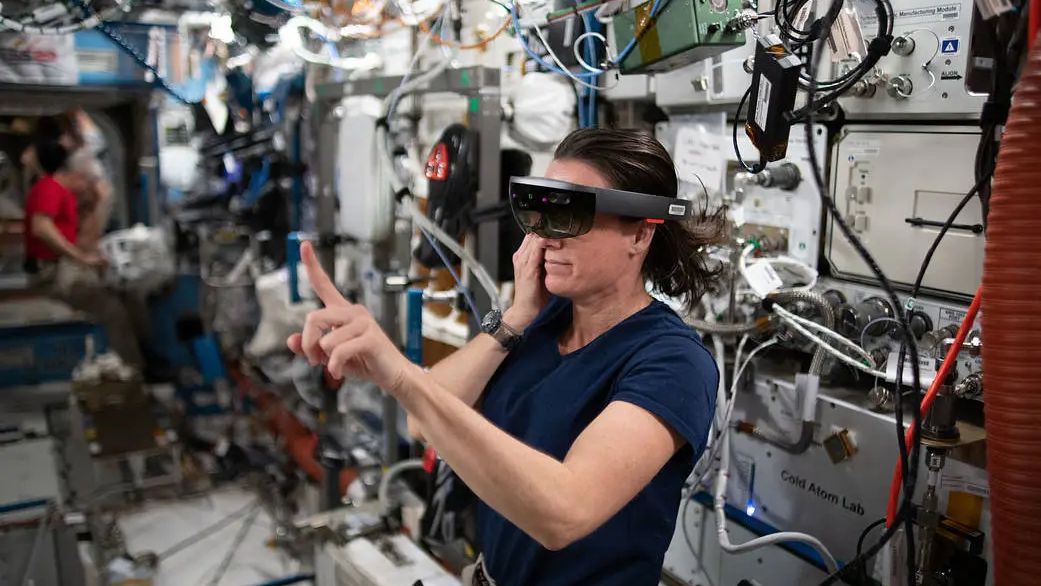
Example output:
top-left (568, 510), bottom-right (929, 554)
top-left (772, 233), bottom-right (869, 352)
top-left (287, 241), bottom-right (415, 394)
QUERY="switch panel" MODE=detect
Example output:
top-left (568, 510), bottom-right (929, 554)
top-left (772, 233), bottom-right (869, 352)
top-left (835, 0), bottom-right (985, 118)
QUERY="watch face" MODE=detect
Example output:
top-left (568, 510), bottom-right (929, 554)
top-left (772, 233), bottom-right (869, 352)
top-left (482, 310), bottom-right (500, 333)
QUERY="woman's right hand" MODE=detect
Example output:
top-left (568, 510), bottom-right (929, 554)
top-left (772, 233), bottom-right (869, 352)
top-left (503, 234), bottom-right (549, 332)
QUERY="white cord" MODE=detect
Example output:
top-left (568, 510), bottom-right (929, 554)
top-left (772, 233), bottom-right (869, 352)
top-left (572, 31), bottom-right (610, 73)
top-left (692, 335), bottom-right (772, 492)
top-left (773, 304), bottom-right (876, 364)
top-left (282, 16), bottom-right (384, 71)
top-left (713, 430), bottom-right (840, 573)
top-left (531, 23), bottom-right (617, 90)
top-left (406, 199), bottom-right (503, 311)
top-left (772, 305), bottom-right (886, 378)
top-left (377, 458), bottom-right (426, 512)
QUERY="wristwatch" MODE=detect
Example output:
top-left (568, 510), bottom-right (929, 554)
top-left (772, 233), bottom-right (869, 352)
top-left (481, 310), bottom-right (522, 352)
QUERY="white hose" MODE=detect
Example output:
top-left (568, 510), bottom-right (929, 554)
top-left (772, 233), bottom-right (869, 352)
top-left (378, 458), bottom-right (426, 513)
top-left (371, 12), bottom-right (502, 312)
top-left (713, 431), bottom-right (840, 573)
top-left (407, 199), bottom-right (503, 311)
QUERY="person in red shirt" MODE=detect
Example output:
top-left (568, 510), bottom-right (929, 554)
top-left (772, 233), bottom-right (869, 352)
top-left (24, 139), bottom-right (143, 370)
top-left (24, 140), bottom-right (100, 268)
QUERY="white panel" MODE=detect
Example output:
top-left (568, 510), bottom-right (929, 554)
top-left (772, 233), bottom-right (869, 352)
top-left (336, 96), bottom-right (394, 242)
top-left (836, 0), bottom-right (985, 118)
top-left (826, 125), bottom-right (983, 297)
top-left (658, 118), bottom-right (827, 268)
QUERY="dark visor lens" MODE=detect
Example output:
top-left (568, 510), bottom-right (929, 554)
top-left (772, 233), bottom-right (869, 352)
top-left (510, 185), bottom-right (595, 239)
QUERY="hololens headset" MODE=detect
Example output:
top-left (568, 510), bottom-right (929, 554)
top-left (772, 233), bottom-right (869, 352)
top-left (509, 176), bottom-right (692, 239)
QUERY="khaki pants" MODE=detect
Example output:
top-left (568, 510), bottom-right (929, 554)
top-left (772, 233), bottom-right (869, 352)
top-left (30, 258), bottom-right (145, 370)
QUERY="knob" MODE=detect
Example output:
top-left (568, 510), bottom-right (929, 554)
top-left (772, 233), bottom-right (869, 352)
top-left (839, 296), bottom-right (895, 338)
top-left (892, 35), bottom-right (916, 56)
top-left (892, 310), bottom-right (933, 341)
top-left (823, 289), bottom-right (847, 310)
top-left (887, 75), bottom-right (913, 99)
top-left (850, 80), bottom-right (877, 98)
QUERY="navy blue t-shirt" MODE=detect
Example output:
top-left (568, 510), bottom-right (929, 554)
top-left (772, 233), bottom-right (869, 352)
top-left (478, 296), bottom-right (718, 585)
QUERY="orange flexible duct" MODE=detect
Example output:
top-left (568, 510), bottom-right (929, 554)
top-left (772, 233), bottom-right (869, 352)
top-left (981, 32), bottom-right (1041, 585)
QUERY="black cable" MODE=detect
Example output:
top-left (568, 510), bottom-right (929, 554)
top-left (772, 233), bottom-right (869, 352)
top-left (795, 5), bottom-right (923, 584)
top-left (733, 87), bottom-right (767, 173)
top-left (852, 517), bottom-right (888, 584)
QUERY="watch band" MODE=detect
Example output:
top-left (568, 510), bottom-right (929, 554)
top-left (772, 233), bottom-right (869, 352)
top-left (483, 310), bottom-right (522, 352)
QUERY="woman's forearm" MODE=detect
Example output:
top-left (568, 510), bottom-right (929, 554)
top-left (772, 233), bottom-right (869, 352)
top-left (399, 366), bottom-right (586, 550)
top-left (407, 333), bottom-right (509, 440)
top-left (426, 333), bottom-right (508, 406)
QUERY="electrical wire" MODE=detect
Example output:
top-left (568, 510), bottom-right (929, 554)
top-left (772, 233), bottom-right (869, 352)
top-left (797, 5), bottom-right (922, 582)
top-left (885, 290), bottom-right (981, 531)
top-left (771, 304), bottom-right (885, 378)
top-left (419, 12), bottom-right (513, 49)
top-left (420, 229), bottom-right (482, 323)
top-left (733, 88), bottom-right (766, 174)
top-left (510, 2), bottom-right (599, 81)
top-left (530, 17), bottom-right (614, 90)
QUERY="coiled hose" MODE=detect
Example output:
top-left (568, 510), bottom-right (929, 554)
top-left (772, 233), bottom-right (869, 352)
top-left (981, 32), bottom-right (1041, 585)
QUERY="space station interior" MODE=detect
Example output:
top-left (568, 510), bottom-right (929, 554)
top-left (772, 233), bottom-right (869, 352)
top-left (0, 0), bottom-right (1037, 585)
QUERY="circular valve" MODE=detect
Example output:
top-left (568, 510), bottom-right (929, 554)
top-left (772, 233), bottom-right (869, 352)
top-left (892, 35), bottom-right (916, 56)
top-left (887, 75), bottom-right (914, 99)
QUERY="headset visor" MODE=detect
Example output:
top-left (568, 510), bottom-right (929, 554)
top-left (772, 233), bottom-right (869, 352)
top-left (509, 176), bottom-right (691, 239)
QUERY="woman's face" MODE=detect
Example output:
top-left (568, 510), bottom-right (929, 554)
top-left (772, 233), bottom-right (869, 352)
top-left (538, 158), bottom-right (652, 301)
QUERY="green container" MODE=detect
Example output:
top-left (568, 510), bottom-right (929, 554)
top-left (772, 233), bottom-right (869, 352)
top-left (612, 0), bottom-right (746, 74)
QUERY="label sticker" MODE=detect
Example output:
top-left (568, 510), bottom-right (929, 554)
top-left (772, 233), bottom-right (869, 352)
top-left (941, 70), bottom-right (963, 80)
top-left (755, 76), bottom-right (772, 131)
top-left (860, 2), bottom-right (959, 25)
top-left (940, 37), bottom-right (960, 54)
top-left (668, 204), bottom-right (686, 216)
top-left (885, 350), bottom-right (938, 387)
top-left (744, 261), bottom-right (784, 298)
top-left (844, 138), bottom-right (882, 161)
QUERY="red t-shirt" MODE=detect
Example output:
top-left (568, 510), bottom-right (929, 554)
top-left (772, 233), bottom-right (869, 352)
top-left (24, 175), bottom-right (78, 261)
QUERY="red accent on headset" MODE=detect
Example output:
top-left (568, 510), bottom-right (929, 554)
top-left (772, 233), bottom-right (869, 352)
top-left (425, 143), bottom-right (450, 181)
top-left (645, 218), bottom-right (665, 224)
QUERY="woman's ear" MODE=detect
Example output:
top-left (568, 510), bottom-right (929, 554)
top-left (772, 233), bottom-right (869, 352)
top-left (632, 221), bottom-right (657, 255)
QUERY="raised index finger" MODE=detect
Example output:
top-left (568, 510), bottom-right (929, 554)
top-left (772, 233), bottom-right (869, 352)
top-left (301, 240), bottom-right (347, 307)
